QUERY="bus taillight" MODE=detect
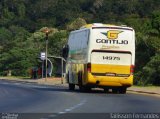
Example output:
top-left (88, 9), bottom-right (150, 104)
top-left (130, 65), bottom-right (134, 74)
top-left (87, 63), bottom-right (91, 72)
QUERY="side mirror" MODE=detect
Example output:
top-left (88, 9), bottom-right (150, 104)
top-left (62, 44), bottom-right (69, 59)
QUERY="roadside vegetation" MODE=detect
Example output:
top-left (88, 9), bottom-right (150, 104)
top-left (0, 0), bottom-right (160, 86)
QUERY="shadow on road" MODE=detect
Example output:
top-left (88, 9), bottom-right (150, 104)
top-left (31, 86), bottom-right (123, 95)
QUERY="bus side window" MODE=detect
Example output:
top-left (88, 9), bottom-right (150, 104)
top-left (81, 32), bottom-right (84, 49)
top-left (86, 30), bottom-right (89, 45)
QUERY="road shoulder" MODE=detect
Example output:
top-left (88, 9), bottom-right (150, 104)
top-left (127, 86), bottom-right (160, 98)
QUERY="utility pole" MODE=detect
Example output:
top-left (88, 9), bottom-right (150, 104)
top-left (42, 60), bottom-right (44, 78)
top-left (40, 52), bottom-right (45, 79)
top-left (45, 32), bottom-right (48, 81)
top-left (61, 58), bottom-right (63, 84)
top-left (40, 27), bottom-right (52, 81)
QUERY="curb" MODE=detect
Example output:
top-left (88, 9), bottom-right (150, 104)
top-left (0, 78), bottom-right (68, 87)
top-left (127, 89), bottom-right (160, 98)
top-left (127, 89), bottom-right (160, 95)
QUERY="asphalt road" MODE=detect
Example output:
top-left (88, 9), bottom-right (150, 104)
top-left (0, 80), bottom-right (160, 119)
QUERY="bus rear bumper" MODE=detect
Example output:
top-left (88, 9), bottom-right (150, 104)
top-left (86, 73), bottom-right (133, 87)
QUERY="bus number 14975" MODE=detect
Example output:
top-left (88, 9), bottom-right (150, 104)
top-left (103, 56), bottom-right (120, 60)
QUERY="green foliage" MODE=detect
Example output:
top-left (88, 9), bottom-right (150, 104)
top-left (49, 30), bottom-right (68, 56)
top-left (0, 27), bottom-right (12, 48)
top-left (151, 10), bottom-right (160, 32)
top-left (66, 18), bottom-right (87, 31)
top-left (0, 0), bottom-right (160, 85)
top-left (137, 54), bottom-right (160, 86)
top-left (2, 49), bottom-right (38, 76)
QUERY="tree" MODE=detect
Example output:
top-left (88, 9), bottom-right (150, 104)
top-left (139, 54), bottom-right (160, 86)
top-left (48, 30), bottom-right (68, 56)
top-left (66, 18), bottom-right (87, 31)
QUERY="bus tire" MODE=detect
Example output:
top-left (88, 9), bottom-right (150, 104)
top-left (85, 87), bottom-right (91, 92)
top-left (79, 86), bottom-right (85, 92)
top-left (68, 72), bottom-right (75, 90)
top-left (104, 88), bottom-right (109, 93)
top-left (69, 83), bottom-right (75, 90)
top-left (66, 72), bottom-right (69, 83)
top-left (78, 71), bottom-right (85, 92)
top-left (119, 87), bottom-right (127, 94)
top-left (112, 88), bottom-right (118, 94)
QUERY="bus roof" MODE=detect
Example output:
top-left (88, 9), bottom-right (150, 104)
top-left (80, 23), bottom-right (133, 31)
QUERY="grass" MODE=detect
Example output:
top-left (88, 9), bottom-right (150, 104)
top-left (133, 85), bottom-right (160, 88)
top-left (0, 76), bottom-right (30, 80)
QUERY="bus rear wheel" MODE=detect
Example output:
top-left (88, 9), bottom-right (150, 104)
top-left (112, 88), bottom-right (119, 94)
top-left (104, 88), bottom-right (109, 93)
top-left (69, 83), bottom-right (75, 90)
top-left (78, 71), bottom-right (84, 92)
top-left (119, 87), bottom-right (127, 94)
top-left (79, 86), bottom-right (91, 92)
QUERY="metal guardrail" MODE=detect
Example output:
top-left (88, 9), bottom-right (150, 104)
top-left (48, 56), bottom-right (66, 84)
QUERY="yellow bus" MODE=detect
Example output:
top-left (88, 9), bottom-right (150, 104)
top-left (63, 23), bottom-right (135, 93)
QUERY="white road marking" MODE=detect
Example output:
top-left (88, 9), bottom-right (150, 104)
top-left (65, 109), bottom-right (72, 112)
top-left (58, 111), bottom-right (66, 114)
top-left (59, 99), bottom-right (87, 114)
top-left (14, 83), bottom-right (21, 85)
top-left (48, 114), bottom-right (57, 117)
